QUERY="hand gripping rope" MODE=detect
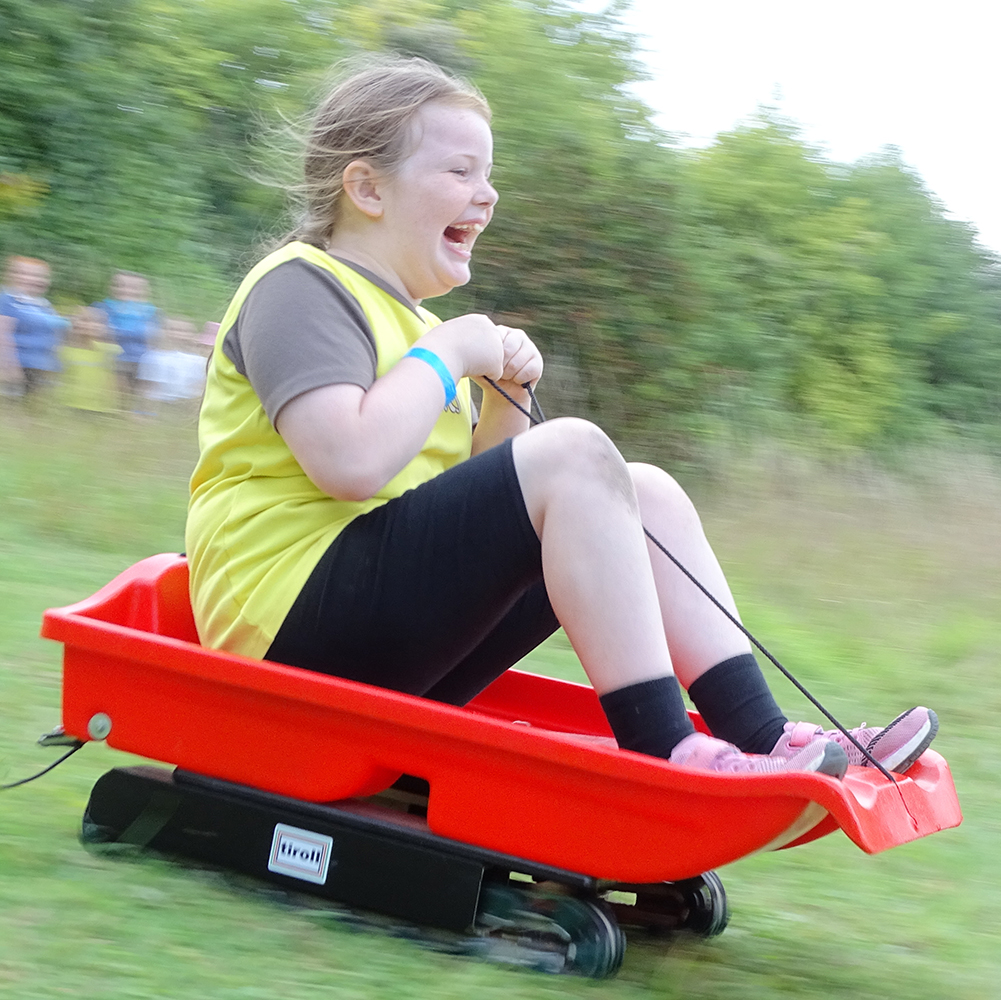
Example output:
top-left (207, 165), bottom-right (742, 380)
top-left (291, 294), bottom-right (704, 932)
top-left (483, 376), bottom-right (903, 788)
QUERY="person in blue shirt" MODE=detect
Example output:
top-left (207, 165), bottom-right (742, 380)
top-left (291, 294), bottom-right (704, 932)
top-left (97, 271), bottom-right (159, 412)
top-left (0, 256), bottom-right (69, 397)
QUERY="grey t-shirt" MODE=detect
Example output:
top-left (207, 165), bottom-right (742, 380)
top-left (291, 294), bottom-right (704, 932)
top-left (223, 255), bottom-right (421, 425)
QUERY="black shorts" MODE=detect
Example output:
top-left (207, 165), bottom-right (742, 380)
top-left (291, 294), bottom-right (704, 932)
top-left (266, 438), bottom-right (558, 706)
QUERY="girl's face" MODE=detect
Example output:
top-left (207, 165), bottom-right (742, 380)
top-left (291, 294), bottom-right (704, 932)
top-left (74, 318), bottom-right (101, 343)
top-left (72, 308), bottom-right (105, 343)
top-left (376, 102), bottom-right (498, 301)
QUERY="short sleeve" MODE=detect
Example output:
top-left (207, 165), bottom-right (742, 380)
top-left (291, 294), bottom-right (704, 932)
top-left (223, 258), bottom-right (378, 425)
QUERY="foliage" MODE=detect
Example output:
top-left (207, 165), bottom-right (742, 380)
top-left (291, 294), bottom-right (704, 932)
top-left (680, 114), bottom-right (1001, 444)
top-left (844, 151), bottom-right (1001, 428)
top-left (436, 0), bottom-right (700, 452)
top-left (0, 0), bottom-right (998, 447)
top-left (680, 115), bottom-right (905, 442)
top-left (0, 0), bottom-right (340, 310)
top-left (0, 170), bottom-right (46, 219)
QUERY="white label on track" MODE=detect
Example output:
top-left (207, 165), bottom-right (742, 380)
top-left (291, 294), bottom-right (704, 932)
top-left (268, 823), bottom-right (334, 884)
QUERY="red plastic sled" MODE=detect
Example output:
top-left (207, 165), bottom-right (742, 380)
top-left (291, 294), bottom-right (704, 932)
top-left (42, 554), bottom-right (962, 885)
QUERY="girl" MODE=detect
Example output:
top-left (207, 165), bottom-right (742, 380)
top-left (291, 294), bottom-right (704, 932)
top-left (60, 305), bottom-right (121, 414)
top-left (186, 57), bottom-right (937, 778)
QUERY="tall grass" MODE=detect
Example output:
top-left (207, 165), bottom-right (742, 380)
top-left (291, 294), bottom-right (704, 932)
top-left (1, 400), bottom-right (997, 999)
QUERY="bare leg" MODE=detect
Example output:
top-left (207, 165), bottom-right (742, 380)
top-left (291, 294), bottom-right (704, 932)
top-left (628, 462), bottom-right (751, 689)
top-left (512, 421), bottom-right (850, 778)
top-left (511, 418), bottom-right (674, 695)
top-left (511, 422), bottom-right (749, 694)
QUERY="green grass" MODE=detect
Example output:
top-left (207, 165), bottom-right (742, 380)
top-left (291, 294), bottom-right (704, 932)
top-left (1, 401), bottom-right (997, 999)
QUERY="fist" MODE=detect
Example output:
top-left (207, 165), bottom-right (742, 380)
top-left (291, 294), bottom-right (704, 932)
top-left (424, 313), bottom-right (504, 380)
top-left (498, 326), bottom-right (543, 387)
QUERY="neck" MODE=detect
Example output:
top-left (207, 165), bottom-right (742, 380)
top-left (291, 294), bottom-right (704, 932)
top-left (324, 234), bottom-right (420, 307)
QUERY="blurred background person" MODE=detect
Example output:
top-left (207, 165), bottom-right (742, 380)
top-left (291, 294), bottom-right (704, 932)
top-left (59, 305), bottom-right (121, 416)
top-left (138, 316), bottom-right (206, 411)
top-left (0, 299), bottom-right (21, 398)
top-left (0, 255), bottom-right (68, 400)
top-left (96, 270), bottom-right (159, 413)
top-left (198, 320), bottom-right (220, 352)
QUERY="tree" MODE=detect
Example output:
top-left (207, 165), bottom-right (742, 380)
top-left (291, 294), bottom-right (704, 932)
top-left (680, 113), bottom-right (1001, 443)
top-left (0, 0), bottom-right (341, 308)
top-left (2, 0), bottom-right (998, 446)
top-left (845, 151), bottom-right (1001, 428)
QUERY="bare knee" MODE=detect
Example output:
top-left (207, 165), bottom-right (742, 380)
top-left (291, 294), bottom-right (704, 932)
top-left (514, 417), bottom-right (635, 507)
top-left (628, 462), bottom-right (702, 529)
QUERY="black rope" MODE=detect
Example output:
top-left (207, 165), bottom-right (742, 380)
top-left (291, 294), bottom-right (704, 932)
top-left (486, 377), bottom-right (899, 786)
top-left (482, 377), bottom-right (545, 423)
top-left (642, 529), bottom-right (897, 783)
top-left (1, 741), bottom-right (85, 790)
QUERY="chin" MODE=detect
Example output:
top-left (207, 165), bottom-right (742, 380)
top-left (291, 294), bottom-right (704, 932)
top-left (419, 269), bottom-right (471, 301)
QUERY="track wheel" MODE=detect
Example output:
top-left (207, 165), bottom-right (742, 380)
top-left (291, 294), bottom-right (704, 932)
top-left (604, 870), bottom-right (729, 938)
top-left (475, 881), bottom-right (626, 978)
top-left (677, 870), bottom-right (729, 937)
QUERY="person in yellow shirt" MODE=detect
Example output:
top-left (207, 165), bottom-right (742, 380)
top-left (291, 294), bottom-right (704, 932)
top-left (186, 57), bottom-right (937, 778)
top-left (60, 306), bottom-right (121, 414)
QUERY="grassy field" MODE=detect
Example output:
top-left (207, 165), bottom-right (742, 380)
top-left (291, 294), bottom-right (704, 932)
top-left (1, 402), bottom-right (997, 999)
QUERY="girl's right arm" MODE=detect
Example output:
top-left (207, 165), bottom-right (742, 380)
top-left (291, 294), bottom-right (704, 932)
top-left (276, 313), bottom-right (505, 501)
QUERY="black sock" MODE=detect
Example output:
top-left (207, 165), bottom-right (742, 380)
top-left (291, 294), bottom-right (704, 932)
top-left (686, 653), bottom-right (788, 754)
top-left (598, 676), bottom-right (696, 760)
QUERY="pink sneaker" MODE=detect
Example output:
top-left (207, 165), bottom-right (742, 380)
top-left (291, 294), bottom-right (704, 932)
top-left (772, 707), bottom-right (938, 774)
top-left (670, 731), bottom-right (847, 778)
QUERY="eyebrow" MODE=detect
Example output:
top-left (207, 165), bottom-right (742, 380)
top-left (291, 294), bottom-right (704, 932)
top-left (448, 153), bottom-right (493, 170)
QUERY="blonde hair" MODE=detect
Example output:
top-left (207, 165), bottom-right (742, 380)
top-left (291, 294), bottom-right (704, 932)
top-left (288, 56), bottom-right (490, 249)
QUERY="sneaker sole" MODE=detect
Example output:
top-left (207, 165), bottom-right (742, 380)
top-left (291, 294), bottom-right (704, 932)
top-left (869, 709), bottom-right (939, 773)
top-left (796, 741), bottom-right (848, 780)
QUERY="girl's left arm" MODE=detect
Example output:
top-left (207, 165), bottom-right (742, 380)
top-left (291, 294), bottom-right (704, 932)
top-left (470, 325), bottom-right (543, 455)
top-left (471, 383), bottom-right (532, 454)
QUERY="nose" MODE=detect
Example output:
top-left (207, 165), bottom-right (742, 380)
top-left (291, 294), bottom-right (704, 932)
top-left (476, 178), bottom-right (499, 209)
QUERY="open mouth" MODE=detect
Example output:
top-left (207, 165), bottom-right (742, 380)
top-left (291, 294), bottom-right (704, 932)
top-left (443, 222), bottom-right (484, 254)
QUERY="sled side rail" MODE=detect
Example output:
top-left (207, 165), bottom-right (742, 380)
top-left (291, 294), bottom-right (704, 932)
top-left (42, 554), bottom-right (963, 883)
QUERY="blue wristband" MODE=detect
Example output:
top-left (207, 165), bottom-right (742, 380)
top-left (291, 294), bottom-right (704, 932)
top-left (404, 347), bottom-right (457, 407)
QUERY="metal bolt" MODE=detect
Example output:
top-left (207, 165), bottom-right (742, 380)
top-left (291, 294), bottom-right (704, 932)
top-left (87, 713), bottom-right (112, 741)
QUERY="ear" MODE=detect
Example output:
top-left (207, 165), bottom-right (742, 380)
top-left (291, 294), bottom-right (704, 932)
top-left (341, 159), bottom-right (385, 219)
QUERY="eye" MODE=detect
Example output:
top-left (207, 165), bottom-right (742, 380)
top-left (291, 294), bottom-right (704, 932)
top-left (450, 167), bottom-right (469, 177)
